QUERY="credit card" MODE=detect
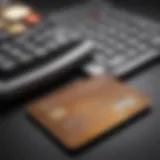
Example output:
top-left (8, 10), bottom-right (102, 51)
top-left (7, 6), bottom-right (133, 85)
top-left (27, 75), bottom-right (150, 150)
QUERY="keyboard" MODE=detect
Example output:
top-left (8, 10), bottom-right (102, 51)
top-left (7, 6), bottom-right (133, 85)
top-left (0, 3), bottom-right (94, 98)
top-left (0, 0), bottom-right (160, 99)
top-left (52, 0), bottom-right (160, 76)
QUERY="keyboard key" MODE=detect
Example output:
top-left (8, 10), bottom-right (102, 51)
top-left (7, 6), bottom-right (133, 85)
top-left (136, 18), bottom-right (151, 28)
top-left (127, 49), bottom-right (138, 56)
top-left (129, 27), bottom-right (139, 34)
top-left (0, 54), bottom-right (17, 71)
top-left (105, 48), bottom-right (115, 56)
top-left (116, 43), bottom-right (125, 50)
top-left (25, 43), bottom-right (47, 56)
top-left (55, 32), bottom-right (69, 45)
top-left (11, 48), bottom-right (33, 63)
top-left (34, 31), bottom-right (49, 42)
top-left (152, 36), bottom-right (160, 45)
top-left (119, 33), bottom-right (128, 39)
top-left (127, 38), bottom-right (138, 46)
top-left (138, 43), bottom-right (148, 51)
top-left (139, 32), bottom-right (148, 39)
top-left (108, 55), bottom-right (125, 66)
top-left (119, 23), bottom-right (128, 29)
top-left (34, 47), bottom-right (47, 56)
top-left (108, 27), bottom-right (116, 35)
top-left (106, 38), bottom-right (116, 46)
top-left (1, 43), bottom-right (32, 63)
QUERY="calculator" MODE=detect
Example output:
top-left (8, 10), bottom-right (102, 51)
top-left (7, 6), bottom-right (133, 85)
top-left (0, 3), bottom-right (94, 99)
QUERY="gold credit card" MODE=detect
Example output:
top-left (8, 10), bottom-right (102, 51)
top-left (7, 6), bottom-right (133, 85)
top-left (27, 75), bottom-right (150, 150)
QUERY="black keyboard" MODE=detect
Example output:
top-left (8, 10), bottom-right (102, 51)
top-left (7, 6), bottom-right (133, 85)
top-left (1, 0), bottom-right (160, 99)
top-left (52, 0), bottom-right (160, 76)
top-left (0, 25), bottom-right (85, 78)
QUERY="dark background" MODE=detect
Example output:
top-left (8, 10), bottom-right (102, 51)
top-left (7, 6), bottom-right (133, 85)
top-left (0, 0), bottom-right (160, 159)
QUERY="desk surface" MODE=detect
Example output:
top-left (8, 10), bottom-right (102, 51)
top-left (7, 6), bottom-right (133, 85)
top-left (1, 1), bottom-right (160, 160)
top-left (0, 63), bottom-right (160, 160)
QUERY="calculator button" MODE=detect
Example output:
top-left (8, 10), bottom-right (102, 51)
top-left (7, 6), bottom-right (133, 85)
top-left (34, 47), bottom-right (47, 57)
top-left (139, 32), bottom-right (148, 39)
top-left (152, 36), bottom-right (160, 45)
top-left (11, 48), bottom-right (33, 63)
top-left (127, 38), bottom-right (139, 46)
top-left (0, 54), bottom-right (17, 71)
top-left (24, 43), bottom-right (41, 55)
top-left (116, 43), bottom-right (125, 50)
top-left (105, 48), bottom-right (115, 56)
top-left (138, 43), bottom-right (148, 51)
top-left (1, 43), bottom-right (32, 63)
top-left (106, 38), bottom-right (116, 46)
top-left (45, 41), bottom-right (59, 52)
top-left (108, 28), bottom-right (116, 35)
top-left (119, 33), bottom-right (128, 39)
